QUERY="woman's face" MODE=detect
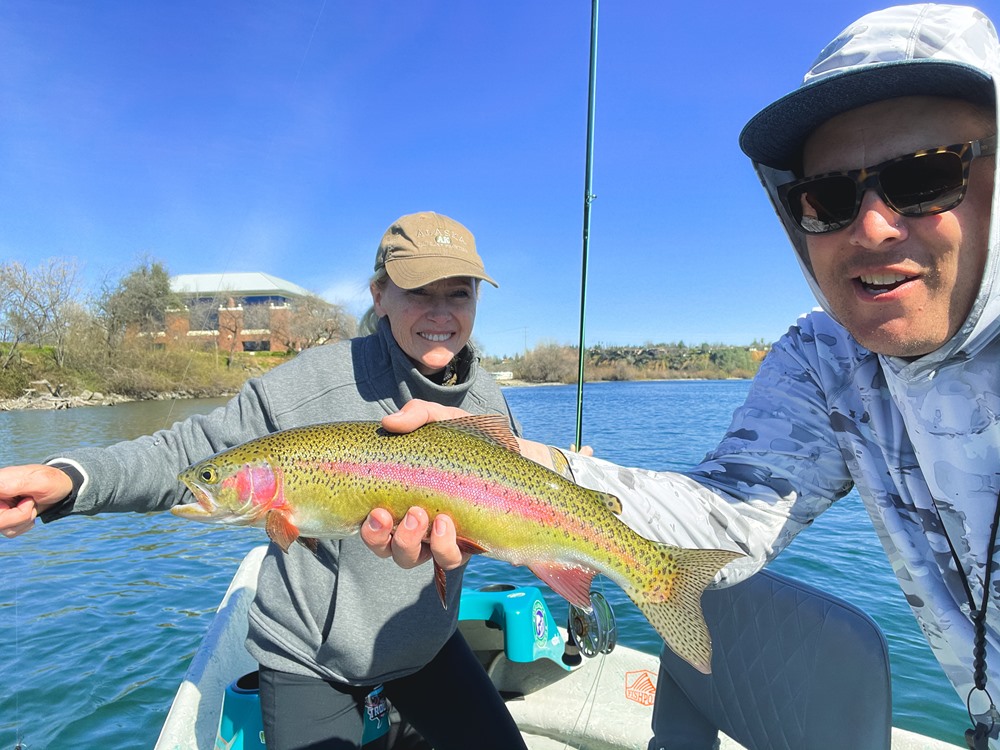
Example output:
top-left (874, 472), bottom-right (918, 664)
top-left (372, 276), bottom-right (478, 375)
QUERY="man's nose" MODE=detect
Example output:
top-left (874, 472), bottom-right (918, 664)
top-left (848, 190), bottom-right (906, 247)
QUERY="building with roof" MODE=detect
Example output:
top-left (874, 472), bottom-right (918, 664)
top-left (164, 272), bottom-right (315, 353)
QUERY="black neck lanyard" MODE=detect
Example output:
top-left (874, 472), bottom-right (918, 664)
top-left (939, 490), bottom-right (1000, 750)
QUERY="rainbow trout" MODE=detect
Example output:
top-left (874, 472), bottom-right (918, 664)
top-left (172, 415), bottom-right (742, 673)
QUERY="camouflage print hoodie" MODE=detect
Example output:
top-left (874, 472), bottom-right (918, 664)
top-left (563, 4), bottom-right (1000, 733)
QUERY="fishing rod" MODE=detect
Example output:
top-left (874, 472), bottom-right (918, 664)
top-left (574, 0), bottom-right (599, 452)
top-left (564, 0), bottom-right (618, 664)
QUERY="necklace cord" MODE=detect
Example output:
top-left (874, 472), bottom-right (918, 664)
top-left (943, 488), bottom-right (1000, 738)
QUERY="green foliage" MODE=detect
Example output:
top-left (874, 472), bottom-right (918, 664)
top-left (99, 259), bottom-right (179, 347)
top-left (493, 341), bottom-right (767, 384)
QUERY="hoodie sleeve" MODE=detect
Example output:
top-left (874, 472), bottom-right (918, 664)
top-left (40, 376), bottom-right (275, 521)
top-left (563, 320), bottom-right (855, 585)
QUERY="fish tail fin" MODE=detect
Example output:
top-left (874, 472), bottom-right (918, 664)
top-left (627, 546), bottom-right (743, 675)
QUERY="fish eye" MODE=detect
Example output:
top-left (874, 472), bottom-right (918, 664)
top-left (199, 465), bottom-right (218, 484)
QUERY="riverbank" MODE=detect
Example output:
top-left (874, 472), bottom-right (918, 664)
top-left (0, 379), bottom-right (237, 412)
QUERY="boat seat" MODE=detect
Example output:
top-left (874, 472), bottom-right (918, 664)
top-left (650, 568), bottom-right (892, 750)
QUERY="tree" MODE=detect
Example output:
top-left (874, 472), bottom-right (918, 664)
top-left (0, 261), bottom-right (34, 369)
top-left (98, 259), bottom-right (178, 352)
top-left (709, 347), bottom-right (755, 374)
top-left (0, 258), bottom-right (82, 369)
top-left (35, 259), bottom-right (82, 368)
top-left (514, 342), bottom-right (578, 383)
top-left (280, 295), bottom-right (357, 352)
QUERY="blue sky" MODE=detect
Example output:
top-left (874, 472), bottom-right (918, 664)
top-left (4, 1), bottom-right (998, 358)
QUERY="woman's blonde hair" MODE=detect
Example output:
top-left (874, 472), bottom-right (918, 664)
top-left (357, 267), bottom-right (390, 336)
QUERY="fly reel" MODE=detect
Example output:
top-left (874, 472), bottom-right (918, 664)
top-left (568, 591), bottom-right (617, 657)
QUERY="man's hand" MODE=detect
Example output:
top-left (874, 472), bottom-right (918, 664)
top-left (0, 464), bottom-right (73, 539)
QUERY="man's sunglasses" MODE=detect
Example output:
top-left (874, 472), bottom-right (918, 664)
top-left (778, 135), bottom-right (997, 235)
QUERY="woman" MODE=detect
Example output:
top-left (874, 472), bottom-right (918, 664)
top-left (0, 211), bottom-right (527, 750)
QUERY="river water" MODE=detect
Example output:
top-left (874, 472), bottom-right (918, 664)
top-left (0, 380), bottom-right (965, 748)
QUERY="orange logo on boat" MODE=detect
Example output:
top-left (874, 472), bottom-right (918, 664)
top-left (624, 669), bottom-right (657, 706)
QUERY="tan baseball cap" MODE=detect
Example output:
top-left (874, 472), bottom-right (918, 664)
top-left (374, 211), bottom-right (498, 289)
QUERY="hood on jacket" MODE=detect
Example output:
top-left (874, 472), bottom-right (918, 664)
top-left (739, 4), bottom-right (1000, 374)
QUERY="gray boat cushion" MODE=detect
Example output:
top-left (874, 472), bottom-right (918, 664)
top-left (649, 568), bottom-right (891, 750)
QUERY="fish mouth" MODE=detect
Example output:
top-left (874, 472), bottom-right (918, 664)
top-left (172, 478), bottom-right (228, 520)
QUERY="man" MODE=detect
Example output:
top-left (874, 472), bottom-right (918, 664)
top-left (365, 4), bottom-right (1000, 746)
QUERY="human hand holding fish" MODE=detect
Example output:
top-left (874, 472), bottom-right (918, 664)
top-left (0, 463), bottom-right (72, 539)
top-left (364, 504), bottom-right (468, 571)
top-left (171, 414), bottom-right (744, 673)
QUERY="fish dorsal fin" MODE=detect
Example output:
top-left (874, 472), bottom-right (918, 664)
top-left (433, 415), bottom-right (520, 454)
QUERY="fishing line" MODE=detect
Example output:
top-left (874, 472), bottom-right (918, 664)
top-left (564, 650), bottom-right (609, 747)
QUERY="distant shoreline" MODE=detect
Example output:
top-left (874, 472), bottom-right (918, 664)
top-left (1, 377), bottom-right (751, 412)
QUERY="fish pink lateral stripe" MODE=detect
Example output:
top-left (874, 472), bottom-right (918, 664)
top-left (319, 459), bottom-right (581, 528)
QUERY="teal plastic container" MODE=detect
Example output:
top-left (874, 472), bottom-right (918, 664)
top-left (216, 672), bottom-right (267, 750)
top-left (458, 584), bottom-right (570, 669)
top-left (215, 671), bottom-right (390, 748)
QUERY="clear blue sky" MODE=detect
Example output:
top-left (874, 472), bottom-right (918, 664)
top-left (4, 1), bottom-right (998, 358)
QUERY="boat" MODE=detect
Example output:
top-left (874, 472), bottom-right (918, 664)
top-left (155, 546), bottom-right (963, 750)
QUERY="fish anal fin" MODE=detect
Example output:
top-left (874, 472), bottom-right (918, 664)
top-left (265, 509), bottom-right (300, 553)
top-left (433, 415), bottom-right (520, 454)
top-left (527, 562), bottom-right (595, 608)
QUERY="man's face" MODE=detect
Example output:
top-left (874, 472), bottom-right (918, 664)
top-left (801, 96), bottom-right (994, 358)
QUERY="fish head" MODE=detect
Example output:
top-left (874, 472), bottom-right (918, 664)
top-left (173, 454), bottom-right (282, 526)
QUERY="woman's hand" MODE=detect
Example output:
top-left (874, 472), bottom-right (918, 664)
top-left (361, 401), bottom-right (475, 570)
top-left (362, 506), bottom-right (470, 571)
top-left (0, 464), bottom-right (73, 539)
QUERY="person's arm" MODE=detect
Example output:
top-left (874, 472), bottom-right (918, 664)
top-left (16, 375), bottom-right (277, 530)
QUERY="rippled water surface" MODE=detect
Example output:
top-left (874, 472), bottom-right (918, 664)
top-left (0, 382), bottom-right (965, 748)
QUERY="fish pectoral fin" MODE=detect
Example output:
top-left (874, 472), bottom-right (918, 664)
top-left (297, 537), bottom-right (320, 554)
top-left (527, 562), bottom-right (595, 608)
top-left (433, 415), bottom-right (520, 454)
top-left (265, 509), bottom-right (300, 553)
top-left (455, 536), bottom-right (488, 556)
